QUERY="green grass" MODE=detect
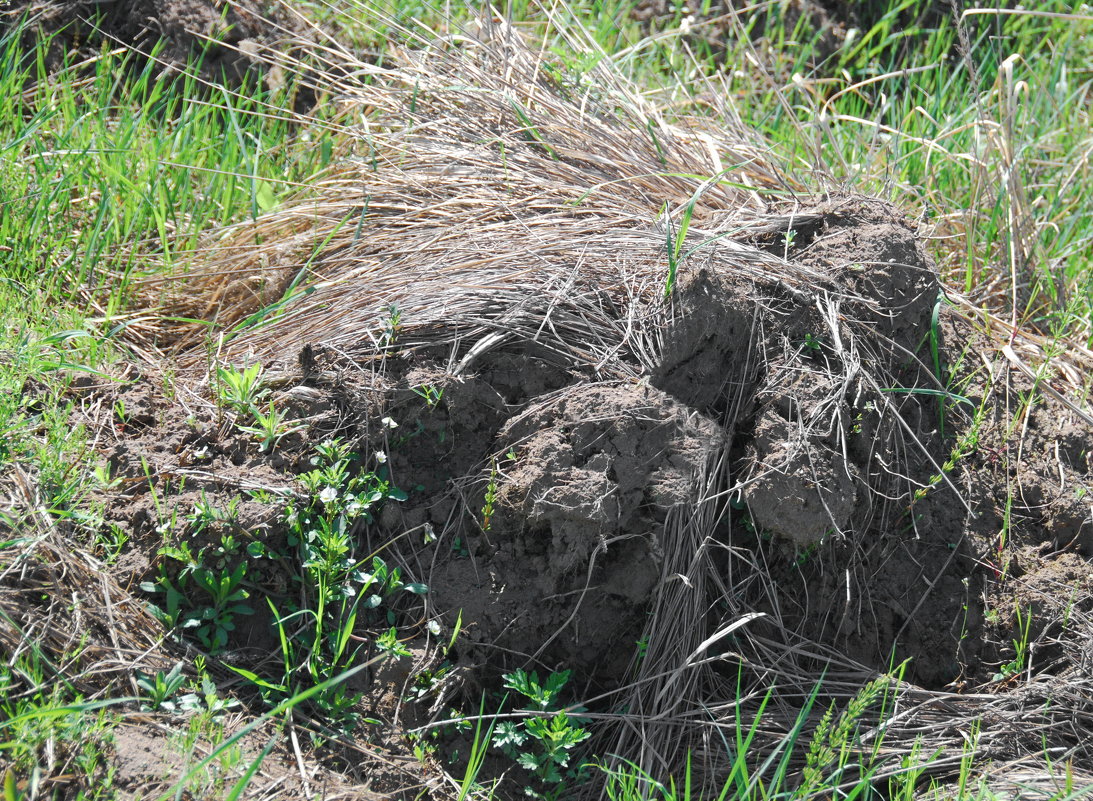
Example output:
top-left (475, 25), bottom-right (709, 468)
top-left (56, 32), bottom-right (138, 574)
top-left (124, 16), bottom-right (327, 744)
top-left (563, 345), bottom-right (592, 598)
top-left (0, 27), bottom-right (336, 313)
top-left (0, 21), bottom-right (341, 798)
top-left (0, 657), bottom-right (121, 800)
top-left (0, 285), bottom-right (107, 519)
top-left (702, 1), bottom-right (1093, 339)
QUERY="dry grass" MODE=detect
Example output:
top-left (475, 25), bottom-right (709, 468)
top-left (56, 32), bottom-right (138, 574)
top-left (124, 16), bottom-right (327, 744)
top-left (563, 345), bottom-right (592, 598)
top-left (136, 13), bottom-right (812, 363)
top-left (1, 463), bottom-right (173, 698)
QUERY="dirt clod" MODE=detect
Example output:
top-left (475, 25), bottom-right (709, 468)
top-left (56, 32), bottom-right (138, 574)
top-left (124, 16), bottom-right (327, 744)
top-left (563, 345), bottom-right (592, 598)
top-left (4, 0), bottom-right (302, 85)
top-left (433, 382), bottom-right (720, 682)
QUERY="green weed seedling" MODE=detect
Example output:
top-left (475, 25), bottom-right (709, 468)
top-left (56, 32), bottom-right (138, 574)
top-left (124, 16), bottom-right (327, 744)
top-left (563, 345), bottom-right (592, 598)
top-left (993, 605), bottom-right (1033, 683)
top-left (214, 361), bottom-right (302, 452)
top-left (405, 662), bottom-right (456, 706)
top-left (382, 303), bottom-right (402, 346)
top-left (794, 541), bottom-right (820, 569)
top-left (113, 399), bottom-right (129, 428)
top-left (481, 460), bottom-right (499, 532)
top-left (141, 541), bottom-right (254, 654)
top-left (95, 522), bottom-right (128, 562)
top-left (145, 563), bottom-right (253, 654)
top-left (237, 400), bottom-right (303, 452)
top-left (135, 663), bottom-right (196, 713)
top-left (188, 492), bottom-right (239, 535)
top-left (91, 462), bottom-right (122, 491)
top-left (216, 363), bottom-right (268, 415)
top-left (229, 437), bottom-right (421, 736)
top-left (376, 627), bottom-right (412, 659)
top-left (492, 669), bottom-right (591, 798)
top-left (412, 383), bottom-right (444, 408)
top-left (361, 555), bottom-right (428, 622)
top-left (187, 563), bottom-right (254, 652)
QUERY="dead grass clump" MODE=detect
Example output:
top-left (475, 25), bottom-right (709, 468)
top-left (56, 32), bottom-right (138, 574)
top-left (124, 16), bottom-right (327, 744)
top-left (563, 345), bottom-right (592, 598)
top-left (1, 463), bottom-right (173, 698)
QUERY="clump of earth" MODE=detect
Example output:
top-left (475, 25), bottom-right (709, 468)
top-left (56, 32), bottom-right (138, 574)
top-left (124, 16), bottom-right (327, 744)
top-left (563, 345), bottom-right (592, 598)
top-left (2, 0), bottom-right (304, 85)
top-left (60, 193), bottom-right (1093, 795)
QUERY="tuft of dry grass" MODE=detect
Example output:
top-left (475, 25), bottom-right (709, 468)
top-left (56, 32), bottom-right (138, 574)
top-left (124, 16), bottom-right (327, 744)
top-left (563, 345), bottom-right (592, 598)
top-left (1, 463), bottom-right (173, 698)
top-left (137, 13), bottom-right (814, 364)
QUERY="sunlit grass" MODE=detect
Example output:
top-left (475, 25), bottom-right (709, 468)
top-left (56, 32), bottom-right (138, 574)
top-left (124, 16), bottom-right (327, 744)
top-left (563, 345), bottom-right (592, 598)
top-left (0, 27), bottom-right (338, 313)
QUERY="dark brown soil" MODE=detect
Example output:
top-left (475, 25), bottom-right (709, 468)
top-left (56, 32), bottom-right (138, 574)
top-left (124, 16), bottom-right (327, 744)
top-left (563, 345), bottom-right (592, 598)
top-left (435, 381), bottom-right (721, 683)
top-left (2, 0), bottom-right (303, 85)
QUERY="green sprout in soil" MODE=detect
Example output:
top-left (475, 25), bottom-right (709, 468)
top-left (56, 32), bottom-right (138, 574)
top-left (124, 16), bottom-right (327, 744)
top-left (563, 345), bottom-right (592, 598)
top-left (492, 669), bottom-right (592, 798)
top-left (227, 436), bottom-right (422, 737)
top-left (993, 605), bottom-right (1034, 683)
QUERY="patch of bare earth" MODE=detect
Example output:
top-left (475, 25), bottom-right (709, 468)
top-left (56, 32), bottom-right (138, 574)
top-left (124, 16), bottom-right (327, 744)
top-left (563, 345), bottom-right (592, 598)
top-left (1, 0), bottom-right (307, 88)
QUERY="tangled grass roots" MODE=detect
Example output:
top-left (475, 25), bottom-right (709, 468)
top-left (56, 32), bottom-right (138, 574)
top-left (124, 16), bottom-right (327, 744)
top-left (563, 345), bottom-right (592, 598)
top-left (133, 8), bottom-right (1093, 793)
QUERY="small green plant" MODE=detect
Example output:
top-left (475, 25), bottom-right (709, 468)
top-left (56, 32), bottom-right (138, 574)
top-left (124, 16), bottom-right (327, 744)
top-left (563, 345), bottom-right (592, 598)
top-left (911, 405), bottom-right (985, 506)
top-left (135, 663), bottom-right (191, 713)
top-left (993, 605), bottom-right (1033, 683)
top-left (229, 438), bottom-right (422, 735)
top-left (783, 226), bottom-right (798, 255)
top-left (141, 546), bottom-right (254, 654)
top-left (94, 522), bottom-right (128, 562)
top-left (230, 598), bottom-right (369, 731)
top-left (214, 361), bottom-right (302, 453)
top-left (405, 662), bottom-right (455, 705)
top-left (90, 462), bottom-right (122, 491)
top-left (190, 658), bottom-right (241, 721)
top-left (660, 182), bottom-right (701, 299)
top-left (481, 460), bottom-right (499, 532)
top-left (188, 492), bottom-right (238, 533)
top-left (237, 401), bottom-right (303, 452)
top-left (382, 303), bottom-right (402, 346)
top-left (216, 363), bottom-right (268, 414)
top-left (187, 563), bottom-right (254, 652)
top-left (492, 669), bottom-right (591, 798)
top-left (798, 676), bottom-right (889, 793)
top-left (794, 541), bottom-right (819, 568)
top-left (247, 488), bottom-right (279, 504)
top-left (412, 383), bottom-right (444, 408)
top-left (502, 669), bottom-right (573, 712)
top-left (113, 399), bottom-right (129, 427)
top-left (376, 627), bottom-right (412, 659)
top-left (457, 698), bottom-right (498, 801)
top-left (361, 556), bottom-right (427, 621)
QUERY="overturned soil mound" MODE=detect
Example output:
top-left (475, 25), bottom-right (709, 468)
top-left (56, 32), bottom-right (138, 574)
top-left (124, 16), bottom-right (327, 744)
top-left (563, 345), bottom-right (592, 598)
top-left (49, 14), bottom-right (1093, 798)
